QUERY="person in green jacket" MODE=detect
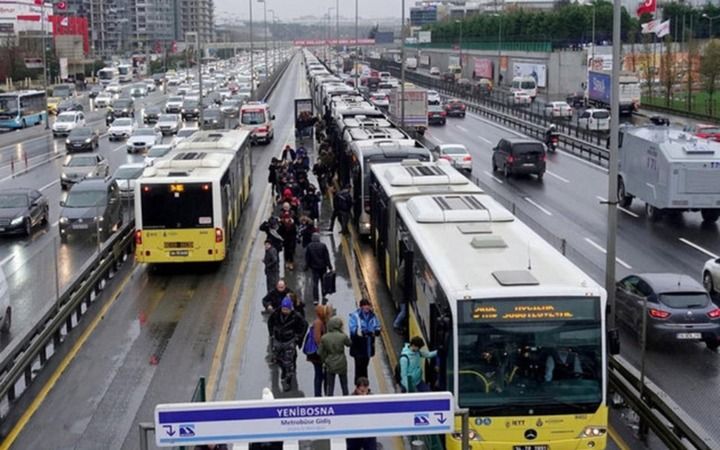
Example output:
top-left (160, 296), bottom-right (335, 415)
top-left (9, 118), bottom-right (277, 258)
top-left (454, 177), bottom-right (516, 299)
top-left (400, 336), bottom-right (438, 393)
top-left (319, 316), bottom-right (351, 396)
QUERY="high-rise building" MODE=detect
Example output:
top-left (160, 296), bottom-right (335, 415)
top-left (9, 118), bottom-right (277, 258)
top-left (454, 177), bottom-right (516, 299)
top-left (83, 0), bottom-right (132, 57)
top-left (129, 0), bottom-right (175, 51)
top-left (175, 0), bottom-right (214, 43)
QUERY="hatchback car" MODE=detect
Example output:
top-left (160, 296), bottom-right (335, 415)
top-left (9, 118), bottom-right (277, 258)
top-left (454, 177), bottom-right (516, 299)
top-left (578, 108), bottom-right (610, 131)
top-left (144, 144), bottom-right (174, 166)
top-left (143, 105), bottom-right (162, 124)
top-left (0, 188), bottom-right (49, 236)
top-left (544, 101), bottom-right (573, 119)
top-left (65, 127), bottom-right (100, 152)
top-left (491, 137), bottom-right (546, 179)
top-left (126, 127), bottom-right (162, 153)
top-left (52, 111), bottom-right (86, 137)
top-left (433, 144), bottom-right (472, 172)
top-left (427, 105), bottom-right (447, 125)
top-left (429, 67), bottom-right (441, 76)
top-left (108, 118), bottom-right (136, 141)
top-left (220, 99), bottom-right (242, 117)
top-left (112, 163), bottom-right (145, 197)
top-left (59, 178), bottom-right (122, 243)
top-left (444, 99), bottom-right (466, 118)
top-left (369, 93), bottom-right (389, 110)
top-left (156, 114), bottom-right (182, 135)
top-left (616, 273), bottom-right (720, 350)
top-left (60, 154), bottom-right (109, 190)
top-left (509, 91), bottom-right (532, 106)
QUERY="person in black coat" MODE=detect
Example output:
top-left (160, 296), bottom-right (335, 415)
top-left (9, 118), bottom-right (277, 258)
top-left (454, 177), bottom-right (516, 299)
top-left (262, 279), bottom-right (294, 313)
top-left (278, 214), bottom-right (298, 271)
top-left (305, 233), bottom-right (333, 305)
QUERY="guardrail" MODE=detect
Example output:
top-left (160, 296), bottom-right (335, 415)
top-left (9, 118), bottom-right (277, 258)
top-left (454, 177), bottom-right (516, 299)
top-left (0, 221), bottom-right (134, 429)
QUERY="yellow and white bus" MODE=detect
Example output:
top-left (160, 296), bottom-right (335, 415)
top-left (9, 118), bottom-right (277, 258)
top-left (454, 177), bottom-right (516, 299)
top-left (390, 192), bottom-right (611, 450)
top-left (134, 130), bottom-right (252, 263)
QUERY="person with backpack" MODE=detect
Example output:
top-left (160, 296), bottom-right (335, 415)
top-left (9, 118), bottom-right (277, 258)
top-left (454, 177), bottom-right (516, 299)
top-left (318, 316), bottom-right (351, 396)
top-left (304, 303), bottom-right (333, 397)
top-left (345, 377), bottom-right (377, 450)
top-left (329, 185), bottom-right (353, 234)
top-left (398, 336), bottom-right (437, 393)
top-left (348, 299), bottom-right (381, 383)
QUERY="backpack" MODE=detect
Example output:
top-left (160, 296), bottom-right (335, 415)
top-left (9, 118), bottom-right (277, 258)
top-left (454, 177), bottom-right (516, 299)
top-left (393, 354), bottom-right (409, 385)
top-left (302, 323), bottom-right (318, 355)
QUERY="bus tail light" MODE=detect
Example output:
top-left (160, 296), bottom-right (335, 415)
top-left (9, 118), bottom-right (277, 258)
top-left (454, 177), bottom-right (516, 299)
top-left (215, 227), bottom-right (223, 243)
top-left (135, 230), bottom-right (142, 245)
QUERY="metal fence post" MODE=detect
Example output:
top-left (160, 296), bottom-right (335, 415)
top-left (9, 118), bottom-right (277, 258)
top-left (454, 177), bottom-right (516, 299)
top-left (138, 422), bottom-right (154, 450)
top-left (411, 440), bottom-right (427, 450)
top-left (457, 408), bottom-right (470, 450)
top-left (561, 238), bottom-right (567, 256)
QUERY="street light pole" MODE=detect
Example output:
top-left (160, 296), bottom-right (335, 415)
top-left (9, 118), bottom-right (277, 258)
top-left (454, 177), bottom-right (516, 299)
top-left (336, 0), bottom-right (339, 51)
top-left (400, 0), bottom-right (405, 128)
top-left (326, 8), bottom-right (335, 63)
top-left (457, 19), bottom-right (463, 71)
top-left (269, 9), bottom-right (276, 71)
top-left (591, 4), bottom-right (596, 58)
top-left (355, 0), bottom-right (359, 88)
top-left (702, 13), bottom-right (720, 39)
top-left (249, 0), bottom-right (255, 99)
top-left (41, 1), bottom-right (49, 129)
top-left (259, 0), bottom-right (267, 80)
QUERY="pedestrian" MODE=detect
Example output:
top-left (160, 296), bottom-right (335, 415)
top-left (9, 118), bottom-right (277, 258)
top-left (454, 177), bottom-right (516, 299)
top-left (295, 146), bottom-right (311, 171)
top-left (262, 279), bottom-right (294, 313)
top-left (288, 292), bottom-right (305, 318)
top-left (329, 185), bottom-right (352, 234)
top-left (298, 215), bottom-right (318, 248)
top-left (263, 240), bottom-right (279, 294)
top-left (267, 297), bottom-right (308, 391)
top-left (278, 214), bottom-right (297, 271)
top-left (306, 303), bottom-right (333, 396)
top-left (302, 184), bottom-right (321, 221)
top-left (399, 336), bottom-right (438, 393)
top-left (281, 144), bottom-right (296, 162)
top-left (348, 299), bottom-right (381, 383)
top-left (268, 157), bottom-right (281, 196)
top-left (304, 233), bottom-right (333, 305)
top-left (346, 377), bottom-right (377, 450)
top-left (319, 316), bottom-right (351, 396)
top-left (259, 216), bottom-right (283, 254)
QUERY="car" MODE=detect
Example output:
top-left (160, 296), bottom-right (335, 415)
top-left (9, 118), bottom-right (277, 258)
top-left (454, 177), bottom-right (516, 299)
top-left (427, 90), bottom-right (441, 105)
top-left (202, 108), bottom-right (225, 130)
top-left (88, 85), bottom-right (103, 99)
top-left (432, 144), bottom-right (473, 172)
top-left (57, 99), bottom-right (84, 114)
top-left (59, 178), bottom-right (122, 243)
top-left (566, 91), bottom-right (585, 108)
top-left (52, 111), bottom-right (86, 137)
top-left (112, 163), bottom-right (145, 197)
top-left (443, 99), bottom-right (466, 118)
top-left (106, 83), bottom-right (122, 95)
top-left (509, 91), bottom-right (532, 106)
top-left (220, 99), bottom-right (242, 117)
top-left (165, 96), bottom-right (184, 114)
top-left (60, 153), bottom-right (109, 190)
top-left (429, 66), bottom-right (440, 76)
top-left (491, 137), bottom-right (546, 179)
top-left (143, 79), bottom-right (156, 92)
top-left (369, 93), bottom-right (389, 110)
top-left (692, 124), bottom-right (720, 142)
top-left (427, 105), bottom-right (447, 125)
top-left (155, 113), bottom-right (182, 135)
top-left (126, 127), bottom-right (162, 153)
top-left (616, 273), bottom-right (720, 350)
top-left (94, 92), bottom-right (113, 108)
top-left (0, 188), bottom-right (49, 236)
top-left (152, 73), bottom-right (165, 85)
top-left (108, 98), bottom-right (135, 119)
top-left (171, 127), bottom-right (199, 146)
top-left (108, 118), bottom-right (136, 141)
top-left (130, 86), bottom-right (147, 98)
top-left (181, 99), bottom-right (201, 120)
top-left (65, 127), bottom-right (100, 152)
top-left (578, 108), bottom-right (610, 131)
top-left (544, 101), bottom-right (573, 119)
top-left (143, 105), bottom-right (162, 124)
top-left (144, 144), bottom-right (174, 166)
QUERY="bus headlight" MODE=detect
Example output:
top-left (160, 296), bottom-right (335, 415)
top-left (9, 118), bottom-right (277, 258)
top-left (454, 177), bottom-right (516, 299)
top-left (451, 430), bottom-right (482, 441)
top-left (579, 426), bottom-right (606, 438)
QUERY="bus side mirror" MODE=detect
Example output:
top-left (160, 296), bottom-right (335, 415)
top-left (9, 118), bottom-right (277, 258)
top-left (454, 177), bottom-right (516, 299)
top-left (608, 328), bottom-right (620, 355)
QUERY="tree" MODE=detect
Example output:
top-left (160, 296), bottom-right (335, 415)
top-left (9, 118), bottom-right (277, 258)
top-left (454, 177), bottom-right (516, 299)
top-left (700, 40), bottom-right (720, 115)
top-left (660, 36), bottom-right (677, 107)
top-left (687, 26), bottom-right (698, 112)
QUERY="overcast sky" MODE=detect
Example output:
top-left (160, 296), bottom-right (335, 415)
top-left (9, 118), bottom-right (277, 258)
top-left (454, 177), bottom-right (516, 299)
top-left (215, 0), bottom-right (407, 21)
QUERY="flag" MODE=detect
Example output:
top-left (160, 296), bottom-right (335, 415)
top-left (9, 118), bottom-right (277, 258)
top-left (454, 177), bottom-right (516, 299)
top-left (655, 20), bottom-right (670, 38)
top-left (636, 0), bottom-right (656, 17)
top-left (641, 20), bottom-right (657, 34)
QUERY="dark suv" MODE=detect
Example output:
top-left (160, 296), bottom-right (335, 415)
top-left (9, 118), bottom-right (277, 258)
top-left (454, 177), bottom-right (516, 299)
top-left (107, 98), bottom-right (135, 125)
top-left (58, 178), bottom-right (123, 243)
top-left (491, 137), bottom-right (546, 180)
top-left (181, 99), bottom-right (200, 121)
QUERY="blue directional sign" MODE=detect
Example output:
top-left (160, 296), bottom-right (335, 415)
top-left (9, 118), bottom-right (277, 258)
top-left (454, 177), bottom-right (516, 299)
top-left (155, 392), bottom-right (454, 447)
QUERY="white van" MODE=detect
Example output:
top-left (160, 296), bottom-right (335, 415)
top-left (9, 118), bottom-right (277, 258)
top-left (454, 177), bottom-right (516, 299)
top-left (0, 268), bottom-right (10, 333)
top-left (578, 108), bottom-right (610, 131)
top-left (510, 76), bottom-right (537, 100)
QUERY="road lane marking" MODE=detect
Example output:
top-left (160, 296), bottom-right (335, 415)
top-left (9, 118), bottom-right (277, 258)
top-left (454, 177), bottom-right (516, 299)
top-left (0, 263), bottom-right (141, 450)
top-left (679, 238), bottom-right (719, 259)
top-left (608, 425), bottom-right (632, 450)
top-left (40, 180), bottom-right (59, 191)
top-left (456, 124), bottom-right (468, 133)
top-left (112, 144), bottom-right (126, 152)
top-left (596, 196), bottom-right (639, 218)
top-left (524, 197), bottom-right (553, 216)
top-left (482, 170), bottom-right (504, 184)
top-left (0, 153), bottom-right (65, 183)
top-left (478, 135), bottom-right (492, 145)
top-left (546, 170), bottom-right (570, 183)
top-left (584, 237), bottom-right (633, 269)
top-left (0, 253), bottom-right (15, 266)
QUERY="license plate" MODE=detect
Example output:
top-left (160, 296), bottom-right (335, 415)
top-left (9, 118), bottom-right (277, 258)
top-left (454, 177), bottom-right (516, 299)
top-left (0, 228), bottom-right (5, 232)
top-left (72, 224), bottom-right (89, 230)
top-left (677, 332), bottom-right (701, 339)
top-left (170, 250), bottom-right (189, 257)
top-left (514, 446), bottom-right (548, 450)
top-left (73, 144), bottom-right (82, 147)
top-left (523, 163), bottom-right (536, 167)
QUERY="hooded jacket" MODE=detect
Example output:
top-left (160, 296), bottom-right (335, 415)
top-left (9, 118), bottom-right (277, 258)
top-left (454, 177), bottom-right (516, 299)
top-left (399, 343), bottom-right (438, 392)
top-left (318, 316), bottom-right (351, 374)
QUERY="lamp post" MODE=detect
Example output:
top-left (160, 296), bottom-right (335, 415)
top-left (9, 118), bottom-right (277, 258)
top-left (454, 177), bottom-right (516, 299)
top-left (355, 0), bottom-right (359, 88)
top-left (400, 0), bottom-right (405, 127)
top-left (702, 13), bottom-right (720, 39)
top-left (336, 0), bottom-right (340, 51)
top-left (41, 1), bottom-right (49, 129)
top-left (591, 4), bottom-right (596, 58)
top-left (268, 9), bottom-right (276, 71)
top-left (456, 19), bottom-right (463, 71)
top-left (249, 0), bottom-right (255, 99)
top-left (258, 0), bottom-right (268, 82)
top-left (186, 32), bottom-right (202, 127)
top-left (326, 8), bottom-right (335, 63)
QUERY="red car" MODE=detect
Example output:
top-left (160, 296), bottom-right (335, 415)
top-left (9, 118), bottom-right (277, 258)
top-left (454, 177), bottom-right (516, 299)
top-left (444, 99), bottom-right (467, 118)
top-left (693, 124), bottom-right (720, 142)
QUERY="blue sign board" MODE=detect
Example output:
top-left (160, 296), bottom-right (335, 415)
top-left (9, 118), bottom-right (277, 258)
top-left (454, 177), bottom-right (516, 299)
top-left (155, 392), bottom-right (454, 447)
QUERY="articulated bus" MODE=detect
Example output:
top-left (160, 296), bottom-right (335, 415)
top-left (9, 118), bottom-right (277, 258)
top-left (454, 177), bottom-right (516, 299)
top-left (134, 130), bottom-right (252, 263)
top-left (0, 91), bottom-right (46, 129)
top-left (387, 192), bottom-right (609, 450)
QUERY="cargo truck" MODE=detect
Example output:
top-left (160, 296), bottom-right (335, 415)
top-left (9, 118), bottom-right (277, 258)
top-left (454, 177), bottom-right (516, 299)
top-left (617, 126), bottom-right (720, 223)
top-left (388, 83), bottom-right (428, 135)
top-left (586, 70), bottom-right (640, 115)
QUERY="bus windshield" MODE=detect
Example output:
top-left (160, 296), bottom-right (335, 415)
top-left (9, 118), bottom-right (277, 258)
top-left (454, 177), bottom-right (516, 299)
top-left (98, 69), bottom-right (115, 80)
top-left (140, 183), bottom-right (213, 229)
top-left (456, 296), bottom-right (602, 415)
top-left (0, 97), bottom-right (17, 114)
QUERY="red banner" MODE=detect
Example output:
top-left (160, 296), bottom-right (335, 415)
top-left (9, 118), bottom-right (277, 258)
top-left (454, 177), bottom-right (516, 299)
top-left (293, 38), bottom-right (375, 47)
top-left (473, 58), bottom-right (493, 79)
top-left (49, 15), bottom-right (89, 54)
top-left (636, 0), bottom-right (656, 17)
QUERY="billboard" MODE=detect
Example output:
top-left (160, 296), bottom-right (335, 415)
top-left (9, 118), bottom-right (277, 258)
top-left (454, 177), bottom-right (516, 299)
top-left (448, 55), bottom-right (460, 67)
top-left (420, 54), bottom-right (430, 67)
top-left (512, 62), bottom-right (547, 88)
top-left (0, 0), bottom-right (51, 33)
top-left (417, 31), bottom-right (431, 43)
top-left (473, 58), bottom-right (493, 79)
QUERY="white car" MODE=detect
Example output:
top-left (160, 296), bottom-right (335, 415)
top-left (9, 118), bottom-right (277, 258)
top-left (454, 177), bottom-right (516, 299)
top-left (94, 92), bottom-right (114, 108)
top-left (130, 86), bottom-right (147, 98)
top-left (126, 127), bottom-right (162, 153)
top-left (113, 163), bottom-right (146, 197)
top-left (703, 258), bottom-right (720, 295)
top-left (369, 93), bottom-right (389, 110)
top-left (106, 83), bottom-right (122, 95)
top-left (172, 127), bottom-right (199, 146)
top-left (155, 114), bottom-right (182, 135)
top-left (578, 108), bottom-right (610, 131)
top-left (544, 101), bottom-right (573, 119)
top-left (108, 118), bottom-right (136, 141)
top-left (427, 90), bottom-right (441, 105)
top-left (509, 91), bottom-right (532, 106)
top-left (144, 144), bottom-right (174, 167)
top-left (430, 67), bottom-right (441, 76)
top-left (52, 111), bottom-right (85, 137)
top-left (143, 79), bottom-right (156, 92)
top-left (433, 144), bottom-right (473, 172)
top-left (165, 96), bottom-right (184, 114)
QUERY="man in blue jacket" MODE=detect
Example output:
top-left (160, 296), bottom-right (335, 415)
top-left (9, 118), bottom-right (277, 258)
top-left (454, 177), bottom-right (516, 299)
top-left (348, 298), bottom-right (381, 383)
